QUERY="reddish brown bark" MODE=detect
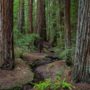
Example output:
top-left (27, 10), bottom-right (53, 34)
top-left (0, 1), bottom-right (3, 66)
top-left (28, 0), bottom-right (33, 33)
top-left (64, 0), bottom-right (72, 65)
top-left (36, 0), bottom-right (47, 41)
top-left (1, 0), bottom-right (14, 70)
top-left (64, 0), bottom-right (71, 49)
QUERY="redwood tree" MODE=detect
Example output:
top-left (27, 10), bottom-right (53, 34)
top-left (28, 0), bottom-right (33, 33)
top-left (0, 1), bottom-right (3, 66)
top-left (0, 0), bottom-right (14, 70)
top-left (64, 0), bottom-right (72, 65)
top-left (64, 0), bottom-right (71, 48)
top-left (18, 0), bottom-right (25, 33)
top-left (36, 0), bottom-right (47, 41)
top-left (73, 0), bottom-right (90, 83)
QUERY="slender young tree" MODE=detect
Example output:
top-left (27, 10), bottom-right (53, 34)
top-left (36, 0), bottom-right (47, 41)
top-left (0, 0), bottom-right (14, 70)
top-left (28, 0), bottom-right (33, 33)
top-left (73, 0), bottom-right (90, 83)
top-left (18, 0), bottom-right (25, 33)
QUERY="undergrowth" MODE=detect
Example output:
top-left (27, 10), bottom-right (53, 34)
top-left (34, 75), bottom-right (75, 90)
top-left (14, 31), bottom-right (40, 57)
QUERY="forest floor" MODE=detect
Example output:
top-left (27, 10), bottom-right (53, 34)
top-left (21, 52), bottom-right (90, 90)
top-left (0, 52), bottom-right (90, 90)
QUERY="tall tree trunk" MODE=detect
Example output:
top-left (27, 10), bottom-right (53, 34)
top-left (18, 0), bottom-right (25, 33)
top-left (65, 0), bottom-right (71, 48)
top-left (36, 0), bottom-right (47, 41)
top-left (64, 0), bottom-right (72, 65)
top-left (28, 0), bottom-right (33, 33)
top-left (0, 0), bottom-right (14, 70)
top-left (73, 0), bottom-right (90, 83)
top-left (0, 1), bottom-right (3, 66)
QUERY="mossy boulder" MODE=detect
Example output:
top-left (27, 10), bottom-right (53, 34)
top-left (0, 59), bottom-right (34, 89)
